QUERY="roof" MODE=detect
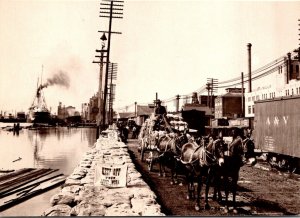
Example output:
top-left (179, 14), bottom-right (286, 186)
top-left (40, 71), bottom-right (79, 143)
top-left (137, 105), bottom-right (154, 116)
top-left (182, 103), bottom-right (213, 115)
top-left (116, 112), bottom-right (135, 119)
top-left (218, 92), bottom-right (243, 98)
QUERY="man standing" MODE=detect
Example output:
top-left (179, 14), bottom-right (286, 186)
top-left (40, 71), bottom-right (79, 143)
top-left (154, 99), bottom-right (168, 131)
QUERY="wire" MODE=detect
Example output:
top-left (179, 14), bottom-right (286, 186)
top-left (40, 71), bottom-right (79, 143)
top-left (116, 49), bottom-right (298, 110)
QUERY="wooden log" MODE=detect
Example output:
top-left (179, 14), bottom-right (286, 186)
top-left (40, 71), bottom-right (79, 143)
top-left (0, 170), bottom-right (15, 174)
top-left (0, 168), bottom-right (34, 183)
top-left (0, 168), bottom-right (43, 186)
top-left (0, 169), bottom-right (58, 196)
top-left (0, 175), bottom-right (66, 212)
top-left (0, 173), bottom-right (64, 198)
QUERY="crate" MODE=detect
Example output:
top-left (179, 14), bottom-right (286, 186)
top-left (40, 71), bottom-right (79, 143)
top-left (94, 163), bottom-right (128, 188)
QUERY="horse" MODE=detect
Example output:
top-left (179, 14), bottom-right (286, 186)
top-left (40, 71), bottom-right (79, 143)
top-left (180, 138), bottom-right (226, 211)
top-left (156, 131), bottom-right (189, 184)
top-left (221, 128), bottom-right (257, 214)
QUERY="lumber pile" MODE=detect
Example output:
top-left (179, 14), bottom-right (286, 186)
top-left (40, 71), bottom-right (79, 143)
top-left (0, 168), bottom-right (66, 211)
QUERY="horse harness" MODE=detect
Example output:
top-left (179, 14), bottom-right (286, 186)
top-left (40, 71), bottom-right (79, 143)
top-left (182, 139), bottom-right (221, 174)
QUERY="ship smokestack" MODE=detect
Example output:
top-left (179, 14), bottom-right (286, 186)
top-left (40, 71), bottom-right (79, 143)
top-left (247, 43), bottom-right (252, 93)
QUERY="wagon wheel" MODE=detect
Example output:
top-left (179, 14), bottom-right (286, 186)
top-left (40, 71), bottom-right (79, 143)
top-left (147, 152), bottom-right (154, 171)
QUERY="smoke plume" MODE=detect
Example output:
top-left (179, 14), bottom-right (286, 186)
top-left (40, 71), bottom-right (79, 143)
top-left (46, 70), bottom-right (70, 88)
top-left (38, 70), bottom-right (70, 91)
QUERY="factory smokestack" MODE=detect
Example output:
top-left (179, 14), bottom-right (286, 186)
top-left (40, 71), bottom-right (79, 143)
top-left (247, 43), bottom-right (252, 93)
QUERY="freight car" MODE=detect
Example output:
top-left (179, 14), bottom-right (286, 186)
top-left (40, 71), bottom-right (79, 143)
top-left (253, 96), bottom-right (300, 172)
top-left (181, 109), bottom-right (207, 136)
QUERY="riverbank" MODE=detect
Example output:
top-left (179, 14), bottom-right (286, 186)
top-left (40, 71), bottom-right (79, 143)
top-left (43, 130), bottom-right (165, 216)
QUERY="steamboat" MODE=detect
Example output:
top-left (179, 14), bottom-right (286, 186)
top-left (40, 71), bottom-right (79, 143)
top-left (28, 80), bottom-right (52, 124)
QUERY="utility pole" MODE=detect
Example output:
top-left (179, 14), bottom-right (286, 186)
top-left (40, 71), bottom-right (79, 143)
top-left (206, 78), bottom-right (218, 109)
top-left (247, 43), bottom-right (252, 93)
top-left (298, 19), bottom-right (300, 61)
top-left (93, 33), bottom-right (107, 138)
top-left (99, 0), bottom-right (123, 128)
top-left (206, 82), bottom-right (211, 109)
top-left (108, 62), bottom-right (117, 124)
top-left (241, 72), bottom-right (245, 117)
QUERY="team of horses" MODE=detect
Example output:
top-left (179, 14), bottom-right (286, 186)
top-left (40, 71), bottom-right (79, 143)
top-left (138, 116), bottom-right (257, 213)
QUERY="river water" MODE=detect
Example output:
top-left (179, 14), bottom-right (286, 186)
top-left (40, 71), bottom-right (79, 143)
top-left (0, 123), bottom-right (97, 216)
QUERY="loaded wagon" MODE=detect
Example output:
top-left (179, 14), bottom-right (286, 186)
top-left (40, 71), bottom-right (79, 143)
top-left (139, 114), bottom-right (189, 172)
top-left (253, 96), bottom-right (300, 172)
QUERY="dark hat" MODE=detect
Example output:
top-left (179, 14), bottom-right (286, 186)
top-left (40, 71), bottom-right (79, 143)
top-left (156, 99), bottom-right (161, 103)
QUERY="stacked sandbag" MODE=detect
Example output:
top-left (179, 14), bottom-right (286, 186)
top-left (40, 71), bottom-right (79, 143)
top-left (43, 129), bottom-right (165, 216)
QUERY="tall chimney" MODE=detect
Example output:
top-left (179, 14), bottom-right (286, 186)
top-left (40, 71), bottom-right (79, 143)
top-left (247, 43), bottom-right (252, 93)
top-left (176, 95), bottom-right (180, 112)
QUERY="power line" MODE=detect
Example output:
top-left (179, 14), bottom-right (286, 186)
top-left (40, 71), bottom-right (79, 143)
top-left (116, 48), bottom-right (298, 111)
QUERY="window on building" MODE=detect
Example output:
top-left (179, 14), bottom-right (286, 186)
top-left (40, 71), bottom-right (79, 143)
top-left (292, 89), bottom-right (294, 95)
top-left (248, 106), bottom-right (251, 114)
top-left (252, 96), bottom-right (255, 101)
top-left (252, 105), bottom-right (255, 114)
top-left (296, 65), bottom-right (299, 74)
top-left (248, 97), bottom-right (251, 102)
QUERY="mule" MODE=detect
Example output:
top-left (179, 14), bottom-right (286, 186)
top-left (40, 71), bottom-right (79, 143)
top-left (221, 129), bottom-right (257, 214)
top-left (180, 138), bottom-right (226, 211)
top-left (156, 132), bottom-right (189, 184)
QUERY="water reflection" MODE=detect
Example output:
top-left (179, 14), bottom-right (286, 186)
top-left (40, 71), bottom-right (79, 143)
top-left (0, 125), bottom-right (97, 216)
top-left (0, 126), bottom-right (97, 175)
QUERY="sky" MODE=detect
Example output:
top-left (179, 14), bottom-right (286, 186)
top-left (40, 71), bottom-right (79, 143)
top-left (0, 0), bottom-right (299, 114)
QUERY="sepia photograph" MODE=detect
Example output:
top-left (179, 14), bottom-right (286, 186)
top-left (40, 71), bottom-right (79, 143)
top-left (0, 0), bottom-right (300, 216)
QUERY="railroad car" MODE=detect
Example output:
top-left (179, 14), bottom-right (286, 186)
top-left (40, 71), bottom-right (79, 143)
top-left (253, 96), bottom-right (300, 172)
top-left (181, 109), bottom-right (206, 136)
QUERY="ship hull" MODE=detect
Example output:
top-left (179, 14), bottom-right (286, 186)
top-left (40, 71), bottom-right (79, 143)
top-left (28, 111), bottom-right (51, 124)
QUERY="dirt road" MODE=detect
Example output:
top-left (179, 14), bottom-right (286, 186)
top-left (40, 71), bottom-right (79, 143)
top-left (127, 139), bottom-right (300, 216)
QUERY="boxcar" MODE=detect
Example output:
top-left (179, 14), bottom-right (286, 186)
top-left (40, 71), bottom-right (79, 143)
top-left (181, 109), bottom-right (206, 136)
top-left (253, 96), bottom-right (300, 171)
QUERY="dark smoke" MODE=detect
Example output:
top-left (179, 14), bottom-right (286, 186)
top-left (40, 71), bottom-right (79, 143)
top-left (38, 71), bottom-right (70, 91)
top-left (46, 70), bottom-right (70, 88)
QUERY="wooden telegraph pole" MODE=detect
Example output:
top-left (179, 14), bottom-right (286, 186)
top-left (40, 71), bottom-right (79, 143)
top-left (93, 33), bottom-right (107, 138)
top-left (108, 63), bottom-right (117, 124)
top-left (99, 0), bottom-right (123, 128)
top-left (206, 78), bottom-right (218, 109)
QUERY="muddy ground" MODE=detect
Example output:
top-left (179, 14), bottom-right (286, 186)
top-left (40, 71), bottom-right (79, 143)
top-left (126, 139), bottom-right (300, 216)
